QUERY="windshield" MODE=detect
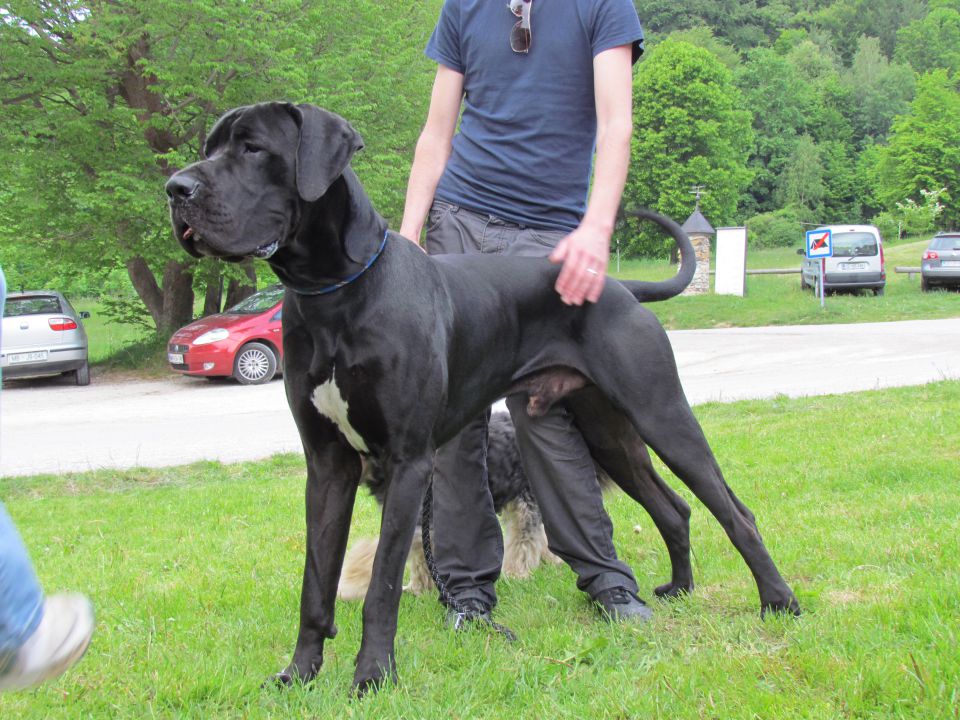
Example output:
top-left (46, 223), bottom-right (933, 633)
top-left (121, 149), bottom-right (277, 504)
top-left (5, 296), bottom-right (62, 317)
top-left (832, 232), bottom-right (877, 257)
top-left (225, 285), bottom-right (284, 314)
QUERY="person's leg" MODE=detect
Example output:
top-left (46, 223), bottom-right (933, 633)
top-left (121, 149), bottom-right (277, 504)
top-left (502, 229), bottom-right (649, 619)
top-left (503, 397), bottom-right (638, 597)
top-left (0, 503), bottom-right (45, 659)
top-left (425, 203), bottom-right (505, 614)
top-left (0, 268), bottom-right (94, 690)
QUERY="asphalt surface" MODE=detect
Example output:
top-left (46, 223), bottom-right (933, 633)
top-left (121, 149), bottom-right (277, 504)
top-left (2, 318), bottom-right (958, 478)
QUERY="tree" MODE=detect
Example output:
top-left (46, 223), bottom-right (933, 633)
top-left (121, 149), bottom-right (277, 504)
top-left (0, 0), bottom-right (436, 333)
top-left (735, 47), bottom-right (818, 215)
top-left (808, 0), bottom-right (927, 62)
top-left (634, 0), bottom-right (783, 48)
top-left (622, 39), bottom-right (753, 257)
top-left (895, 7), bottom-right (960, 76)
top-left (843, 36), bottom-right (915, 147)
top-left (775, 134), bottom-right (825, 218)
top-left (871, 71), bottom-right (960, 229)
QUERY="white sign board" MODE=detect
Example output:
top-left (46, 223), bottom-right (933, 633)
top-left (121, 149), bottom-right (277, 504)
top-left (714, 226), bottom-right (747, 296)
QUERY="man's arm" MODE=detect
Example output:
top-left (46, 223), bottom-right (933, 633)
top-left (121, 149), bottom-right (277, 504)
top-left (399, 65), bottom-right (465, 245)
top-left (550, 44), bottom-right (634, 305)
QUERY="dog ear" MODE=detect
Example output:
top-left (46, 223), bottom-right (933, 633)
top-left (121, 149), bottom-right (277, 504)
top-left (289, 104), bottom-right (364, 202)
top-left (203, 106), bottom-right (246, 159)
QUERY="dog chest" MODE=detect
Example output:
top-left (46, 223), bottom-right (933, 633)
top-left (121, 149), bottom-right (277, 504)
top-left (311, 376), bottom-right (369, 453)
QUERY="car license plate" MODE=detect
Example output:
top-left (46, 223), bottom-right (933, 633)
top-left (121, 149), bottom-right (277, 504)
top-left (9, 351), bottom-right (48, 364)
top-left (839, 262), bottom-right (867, 271)
top-left (168, 353), bottom-right (184, 364)
top-left (942, 260), bottom-right (960, 268)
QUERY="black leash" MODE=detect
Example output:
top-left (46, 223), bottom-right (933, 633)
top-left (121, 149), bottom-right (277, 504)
top-left (421, 477), bottom-right (517, 642)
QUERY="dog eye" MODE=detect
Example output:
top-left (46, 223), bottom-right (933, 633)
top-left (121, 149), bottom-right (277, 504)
top-left (243, 143), bottom-right (263, 155)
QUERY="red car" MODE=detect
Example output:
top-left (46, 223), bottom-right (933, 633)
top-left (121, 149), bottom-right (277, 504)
top-left (167, 284), bottom-right (284, 384)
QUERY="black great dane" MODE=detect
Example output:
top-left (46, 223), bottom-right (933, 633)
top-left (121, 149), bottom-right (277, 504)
top-left (166, 102), bottom-right (800, 694)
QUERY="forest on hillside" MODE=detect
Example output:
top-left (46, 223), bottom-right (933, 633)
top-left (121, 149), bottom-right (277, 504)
top-left (1, 0), bottom-right (958, 331)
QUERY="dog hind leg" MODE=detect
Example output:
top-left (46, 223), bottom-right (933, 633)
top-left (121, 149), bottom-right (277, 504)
top-left (569, 389), bottom-right (694, 598)
top-left (626, 399), bottom-right (800, 617)
top-left (405, 529), bottom-right (434, 595)
top-left (501, 493), bottom-right (551, 578)
top-left (338, 537), bottom-right (379, 601)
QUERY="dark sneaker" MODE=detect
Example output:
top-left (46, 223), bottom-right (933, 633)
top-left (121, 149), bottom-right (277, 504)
top-left (593, 587), bottom-right (653, 623)
top-left (444, 597), bottom-right (493, 631)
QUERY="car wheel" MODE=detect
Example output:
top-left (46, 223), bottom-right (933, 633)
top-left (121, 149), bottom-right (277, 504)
top-left (74, 361), bottom-right (91, 386)
top-left (873, 287), bottom-right (885, 297)
top-left (800, 273), bottom-right (809, 291)
top-left (233, 342), bottom-right (277, 385)
top-left (921, 276), bottom-right (930, 293)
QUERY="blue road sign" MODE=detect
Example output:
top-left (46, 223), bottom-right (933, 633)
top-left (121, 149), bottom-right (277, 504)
top-left (805, 229), bottom-right (833, 259)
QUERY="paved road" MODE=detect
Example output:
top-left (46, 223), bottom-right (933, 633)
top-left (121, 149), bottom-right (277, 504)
top-left (2, 318), bottom-right (958, 478)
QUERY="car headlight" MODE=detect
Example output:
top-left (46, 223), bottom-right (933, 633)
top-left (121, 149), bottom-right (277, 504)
top-left (193, 328), bottom-right (230, 345)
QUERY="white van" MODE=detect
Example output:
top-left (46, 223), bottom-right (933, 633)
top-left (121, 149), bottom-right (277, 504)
top-left (800, 224), bottom-right (886, 296)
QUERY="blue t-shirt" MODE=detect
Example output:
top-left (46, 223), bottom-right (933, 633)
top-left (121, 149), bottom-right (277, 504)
top-left (426, 0), bottom-right (643, 231)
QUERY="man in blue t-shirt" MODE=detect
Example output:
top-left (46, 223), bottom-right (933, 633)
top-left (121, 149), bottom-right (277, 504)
top-left (400, 0), bottom-right (649, 625)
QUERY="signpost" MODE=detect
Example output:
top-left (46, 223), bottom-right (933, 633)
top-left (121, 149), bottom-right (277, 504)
top-left (805, 228), bottom-right (833, 309)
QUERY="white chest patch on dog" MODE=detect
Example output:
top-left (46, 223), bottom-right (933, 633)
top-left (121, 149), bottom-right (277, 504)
top-left (311, 377), bottom-right (369, 453)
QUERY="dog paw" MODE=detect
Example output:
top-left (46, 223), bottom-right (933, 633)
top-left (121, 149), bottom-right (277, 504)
top-left (760, 594), bottom-right (802, 618)
top-left (653, 580), bottom-right (694, 599)
top-left (352, 663), bottom-right (397, 697)
top-left (263, 661), bottom-right (320, 689)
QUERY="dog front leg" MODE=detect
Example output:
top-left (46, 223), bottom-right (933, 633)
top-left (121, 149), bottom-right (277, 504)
top-left (274, 441), bottom-right (361, 686)
top-left (353, 455), bottom-right (432, 695)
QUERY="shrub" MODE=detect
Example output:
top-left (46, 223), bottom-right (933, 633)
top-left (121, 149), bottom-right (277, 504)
top-left (747, 208), bottom-right (803, 248)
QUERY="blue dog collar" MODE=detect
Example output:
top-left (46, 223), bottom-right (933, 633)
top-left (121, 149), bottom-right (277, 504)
top-left (291, 230), bottom-right (389, 296)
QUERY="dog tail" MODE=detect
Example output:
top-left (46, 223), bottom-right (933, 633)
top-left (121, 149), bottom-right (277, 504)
top-left (618, 207), bottom-right (696, 303)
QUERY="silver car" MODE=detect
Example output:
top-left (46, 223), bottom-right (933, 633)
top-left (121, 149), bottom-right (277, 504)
top-left (921, 233), bottom-right (960, 292)
top-left (1, 290), bottom-right (90, 385)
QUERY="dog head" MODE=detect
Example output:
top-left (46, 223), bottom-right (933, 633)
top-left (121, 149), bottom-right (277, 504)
top-left (166, 102), bottom-right (364, 262)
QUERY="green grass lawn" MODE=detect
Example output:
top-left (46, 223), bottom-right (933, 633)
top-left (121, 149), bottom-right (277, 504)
top-left (2, 382), bottom-right (957, 718)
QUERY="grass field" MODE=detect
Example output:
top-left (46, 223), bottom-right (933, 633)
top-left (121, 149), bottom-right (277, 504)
top-left (2, 382), bottom-right (958, 718)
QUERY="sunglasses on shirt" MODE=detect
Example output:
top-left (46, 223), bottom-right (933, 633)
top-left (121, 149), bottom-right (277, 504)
top-left (509, 0), bottom-right (532, 54)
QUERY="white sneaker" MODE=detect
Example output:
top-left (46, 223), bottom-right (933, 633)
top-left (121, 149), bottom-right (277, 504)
top-left (0, 593), bottom-right (94, 692)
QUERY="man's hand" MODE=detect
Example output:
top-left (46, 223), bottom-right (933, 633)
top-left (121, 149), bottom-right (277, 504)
top-left (549, 220), bottom-right (611, 305)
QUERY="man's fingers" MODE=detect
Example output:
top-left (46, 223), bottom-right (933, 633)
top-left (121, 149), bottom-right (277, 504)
top-left (549, 238), bottom-right (568, 265)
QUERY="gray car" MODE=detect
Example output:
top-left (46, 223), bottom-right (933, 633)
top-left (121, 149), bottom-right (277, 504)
top-left (921, 233), bottom-right (960, 292)
top-left (1, 290), bottom-right (90, 385)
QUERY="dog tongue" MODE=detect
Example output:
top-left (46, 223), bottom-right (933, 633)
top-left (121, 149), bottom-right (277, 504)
top-left (183, 227), bottom-right (194, 240)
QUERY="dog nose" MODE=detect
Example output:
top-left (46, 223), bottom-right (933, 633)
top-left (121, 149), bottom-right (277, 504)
top-left (165, 173), bottom-right (201, 199)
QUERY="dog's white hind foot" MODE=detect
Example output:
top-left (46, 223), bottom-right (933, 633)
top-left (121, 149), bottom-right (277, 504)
top-left (404, 532), bottom-right (434, 595)
top-left (338, 537), bottom-right (379, 600)
top-left (501, 498), bottom-right (550, 578)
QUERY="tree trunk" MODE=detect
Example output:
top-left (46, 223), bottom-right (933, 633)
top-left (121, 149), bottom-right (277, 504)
top-left (160, 260), bottom-right (195, 335)
top-left (224, 259), bottom-right (258, 308)
top-left (125, 256), bottom-right (196, 334)
top-left (202, 263), bottom-right (223, 316)
top-left (125, 256), bottom-right (164, 329)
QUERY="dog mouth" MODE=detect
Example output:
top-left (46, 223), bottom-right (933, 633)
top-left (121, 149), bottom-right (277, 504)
top-left (179, 224), bottom-right (279, 260)
top-left (251, 239), bottom-right (279, 259)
